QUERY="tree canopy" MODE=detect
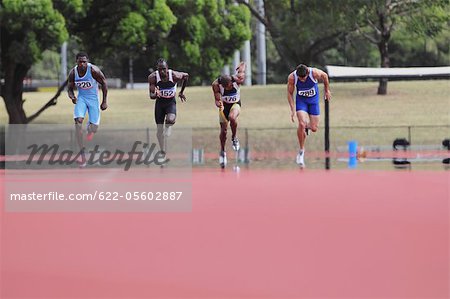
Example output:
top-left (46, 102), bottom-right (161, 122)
top-left (1, 0), bottom-right (70, 123)
top-left (1, 0), bottom-right (448, 123)
top-left (0, 0), bottom-right (251, 123)
top-left (161, 0), bottom-right (251, 84)
top-left (241, 0), bottom-right (449, 91)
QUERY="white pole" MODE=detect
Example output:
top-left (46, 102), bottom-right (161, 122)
top-left (255, 0), bottom-right (266, 85)
top-left (232, 1), bottom-right (241, 74)
top-left (241, 41), bottom-right (252, 86)
top-left (129, 56), bottom-right (134, 89)
top-left (232, 51), bottom-right (240, 72)
top-left (60, 42), bottom-right (67, 82)
top-left (222, 65), bottom-right (231, 75)
top-left (241, 0), bottom-right (252, 86)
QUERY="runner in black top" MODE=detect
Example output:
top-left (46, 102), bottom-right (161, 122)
top-left (148, 58), bottom-right (189, 151)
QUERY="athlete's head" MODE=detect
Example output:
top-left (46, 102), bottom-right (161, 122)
top-left (156, 58), bottom-right (168, 79)
top-left (218, 75), bottom-right (233, 89)
top-left (296, 64), bottom-right (309, 79)
top-left (76, 52), bottom-right (89, 71)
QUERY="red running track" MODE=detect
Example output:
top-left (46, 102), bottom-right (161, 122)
top-left (1, 169), bottom-right (449, 298)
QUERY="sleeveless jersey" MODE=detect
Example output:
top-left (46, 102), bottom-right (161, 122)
top-left (74, 63), bottom-right (99, 101)
top-left (219, 80), bottom-right (240, 104)
top-left (156, 70), bottom-right (177, 99)
top-left (293, 67), bottom-right (319, 102)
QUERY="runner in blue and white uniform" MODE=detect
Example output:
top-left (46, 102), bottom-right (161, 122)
top-left (287, 64), bottom-right (331, 166)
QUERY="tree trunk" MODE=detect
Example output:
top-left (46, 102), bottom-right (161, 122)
top-left (3, 61), bottom-right (29, 124)
top-left (377, 6), bottom-right (391, 95)
top-left (377, 39), bottom-right (390, 95)
top-left (27, 79), bottom-right (68, 123)
top-left (237, 0), bottom-right (314, 69)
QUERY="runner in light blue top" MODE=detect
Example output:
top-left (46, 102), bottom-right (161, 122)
top-left (68, 52), bottom-right (108, 167)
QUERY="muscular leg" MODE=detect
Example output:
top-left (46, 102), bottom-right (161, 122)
top-left (86, 123), bottom-right (98, 141)
top-left (296, 111), bottom-right (309, 150)
top-left (156, 113), bottom-right (177, 151)
top-left (228, 107), bottom-right (240, 140)
top-left (164, 113), bottom-right (176, 137)
top-left (156, 123), bottom-right (164, 151)
top-left (154, 100), bottom-right (167, 151)
top-left (74, 117), bottom-right (87, 165)
top-left (165, 113), bottom-right (176, 127)
top-left (74, 117), bottom-right (85, 151)
top-left (86, 100), bottom-right (101, 141)
top-left (219, 122), bottom-right (228, 152)
top-left (87, 123), bottom-right (98, 133)
top-left (309, 115), bottom-right (320, 133)
top-left (160, 113), bottom-right (176, 152)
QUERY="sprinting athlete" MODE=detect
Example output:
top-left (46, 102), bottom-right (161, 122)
top-left (287, 64), bottom-right (331, 166)
top-left (148, 58), bottom-right (189, 152)
top-left (211, 61), bottom-right (246, 168)
top-left (68, 52), bottom-right (108, 167)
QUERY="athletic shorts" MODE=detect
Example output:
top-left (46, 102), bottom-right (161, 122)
top-left (296, 98), bottom-right (320, 115)
top-left (155, 97), bottom-right (176, 124)
top-left (74, 98), bottom-right (100, 125)
top-left (220, 101), bottom-right (241, 123)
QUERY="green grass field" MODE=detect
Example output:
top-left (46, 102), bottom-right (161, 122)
top-left (1, 80), bottom-right (449, 158)
top-left (1, 80), bottom-right (449, 127)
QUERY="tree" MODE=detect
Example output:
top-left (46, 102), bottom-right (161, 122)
top-left (65, 0), bottom-right (251, 86)
top-left (240, 0), bottom-right (449, 93)
top-left (65, 0), bottom-right (178, 90)
top-left (389, 26), bottom-right (450, 67)
top-left (161, 0), bottom-right (252, 85)
top-left (29, 50), bottom-right (61, 80)
top-left (237, 0), bottom-right (360, 70)
top-left (0, 0), bottom-right (70, 123)
top-left (0, 0), bottom-right (177, 124)
top-left (68, 0), bottom-right (177, 59)
top-left (355, 0), bottom-right (449, 94)
top-left (1, 0), bottom-right (252, 123)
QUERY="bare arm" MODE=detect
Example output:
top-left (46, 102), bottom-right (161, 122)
top-left (67, 69), bottom-right (77, 104)
top-left (173, 70), bottom-right (189, 102)
top-left (287, 73), bottom-right (296, 123)
top-left (212, 79), bottom-right (223, 109)
top-left (312, 68), bottom-right (331, 101)
top-left (232, 61), bottom-right (246, 85)
top-left (91, 65), bottom-right (108, 110)
top-left (148, 73), bottom-right (159, 99)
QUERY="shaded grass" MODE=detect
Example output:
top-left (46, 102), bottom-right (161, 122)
top-left (1, 80), bottom-right (448, 154)
top-left (1, 80), bottom-right (448, 127)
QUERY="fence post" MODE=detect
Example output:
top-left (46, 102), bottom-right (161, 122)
top-left (408, 126), bottom-right (411, 144)
top-left (325, 99), bottom-right (330, 169)
top-left (245, 128), bottom-right (249, 149)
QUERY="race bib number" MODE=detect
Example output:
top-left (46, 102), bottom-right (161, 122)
top-left (160, 89), bottom-right (175, 98)
top-left (75, 81), bottom-right (93, 89)
top-left (222, 95), bottom-right (238, 103)
top-left (298, 87), bottom-right (316, 97)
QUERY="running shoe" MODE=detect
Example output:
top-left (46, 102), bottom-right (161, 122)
top-left (77, 151), bottom-right (87, 168)
top-left (232, 137), bottom-right (240, 151)
top-left (86, 131), bottom-right (94, 141)
top-left (219, 150), bottom-right (227, 168)
top-left (296, 150), bottom-right (305, 166)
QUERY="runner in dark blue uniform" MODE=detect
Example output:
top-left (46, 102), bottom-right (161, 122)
top-left (287, 64), bottom-right (331, 166)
